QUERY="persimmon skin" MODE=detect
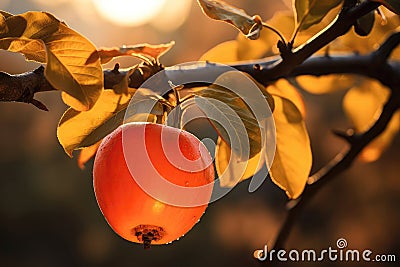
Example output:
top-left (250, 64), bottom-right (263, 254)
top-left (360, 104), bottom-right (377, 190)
top-left (93, 122), bottom-right (214, 246)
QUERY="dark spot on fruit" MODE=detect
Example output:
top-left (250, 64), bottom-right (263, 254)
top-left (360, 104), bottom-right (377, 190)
top-left (132, 225), bottom-right (166, 249)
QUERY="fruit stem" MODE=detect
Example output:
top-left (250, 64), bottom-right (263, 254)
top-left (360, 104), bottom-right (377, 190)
top-left (167, 81), bottom-right (183, 129)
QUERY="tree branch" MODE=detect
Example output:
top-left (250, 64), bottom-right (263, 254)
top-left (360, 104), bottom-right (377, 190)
top-left (268, 30), bottom-right (400, 257)
top-left (271, 91), bottom-right (399, 253)
top-left (0, 0), bottom-right (383, 111)
top-left (0, 62), bottom-right (161, 110)
top-left (0, 66), bottom-right (53, 110)
top-left (239, 0), bottom-right (380, 84)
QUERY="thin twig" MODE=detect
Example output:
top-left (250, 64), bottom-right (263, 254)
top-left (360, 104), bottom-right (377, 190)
top-left (262, 22), bottom-right (287, 46)
top-left (272, 92), bottom-right (399, 252)
top-left (269, 30), bottom-right (400, 254)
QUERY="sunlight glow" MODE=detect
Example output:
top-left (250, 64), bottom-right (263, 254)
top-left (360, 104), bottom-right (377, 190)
top-left (150, 0), bottom-right (192, 31)
top-left (0, 0), bottom-right (9, 9)
top-left (32, 0), bottom-right (69, 7)
top-left (91, 0), bottom-right (168, 27)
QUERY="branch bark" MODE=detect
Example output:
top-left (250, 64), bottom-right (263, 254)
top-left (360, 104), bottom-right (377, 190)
top-left (267, 30), bottom-right (400, 261)
top-left (0, 62), bottom-right (160, 110)
top-left (0, 0), bottom-right (381, 110)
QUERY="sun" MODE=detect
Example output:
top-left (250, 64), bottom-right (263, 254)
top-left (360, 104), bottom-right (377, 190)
top-left (91, 0), bottom-right (168, 27)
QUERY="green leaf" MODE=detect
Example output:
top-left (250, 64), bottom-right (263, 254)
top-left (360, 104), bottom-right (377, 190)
top-left (0, 11), bottom-right (103, 111)
top-left (354, 10), bottom-right (375, 36)
top-left (193, 71), bottom-right (274, 160)
top-left (294, 0), bottom-right (343, 30)
top-left (87, 41), bottom-right (175, 64)
top-left (371, 0), bottom-right (400, 14)
top-left (197, 0), bottom-right (263, 40)
top-left (269, 95), bottom-right (311, 199)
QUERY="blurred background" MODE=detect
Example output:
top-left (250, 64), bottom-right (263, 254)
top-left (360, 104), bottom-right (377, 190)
top-left (0, 0), bottom-right (399, 266)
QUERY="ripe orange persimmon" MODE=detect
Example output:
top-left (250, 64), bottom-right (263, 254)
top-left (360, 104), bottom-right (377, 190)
top-left (93, 122), bottom-right (214, 248)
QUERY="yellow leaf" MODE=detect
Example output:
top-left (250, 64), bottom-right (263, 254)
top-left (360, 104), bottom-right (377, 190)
top-left (0, 11), bottom-right (13, 19)
top-left (127, 88), bottom-right (171, 117)
top-left (77, 114), bottom-right (167, 169)
top-left (0, 38), bottom-right (46, 62)
top-left (343, 79), bottom-right (390, 132)
top-left (199, 12), bottom-right (296, 63)
top-left (333, 10), bottom-right (400, 54)
top-left (343, 79), bottom-right (398, 161)
top-left (88, 41), bottom-right (175, 64)
top-left (0, 11), bottom-right (60, 40)
top-left (57, 89), bottom-right (133, 156)
top-left (295, 75), bottom-right (356, 95)
top-left (360, 111), bottom-right (400, 162)
top-left (44, 23), bottom-right (103, 111)
top-left (0, 13), bottom-right (7, 34)
top-left (215, 137), bottom-right (265, 187)
top-left (294, 0), bottom-right (343, 31)
top-left (199, 12), bottom-right (303, 62)
top-left (0, 11), bottom-right (104, 111)
top-left (193, 71), bottom-right (274, 159)
top-left (270, 95), bottom-right (312, 199)
top-left (199, 40), bottom-right (238, 63)
top-left (57, 88), bottom-right (163, 156)
top-left (235, 11), bottom-right (326, 60)
top-left (0, 11), bottom-right (59, 62)
top-left (77, 140), bottom-right (101, 170)
top-left (197, 0), bottom-right (262, 40)
top-left (267, 79), bottom-right (306, 118)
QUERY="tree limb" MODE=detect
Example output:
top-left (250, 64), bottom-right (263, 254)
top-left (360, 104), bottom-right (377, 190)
top-left (268, 30), bottom-right (400, 258)
top-left (270, 91), bottom-right (399, 254)
top-left (0, 0), bottom-right (382, 111)
top-left (0, 66), bottom-right (53, 110)
top-left (239, 0), bottom-right (380, 83)
top-left (0, 62), bottom-right (161, 110)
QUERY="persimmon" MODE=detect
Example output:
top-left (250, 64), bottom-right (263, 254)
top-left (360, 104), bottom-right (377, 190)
top-left (93, 122), bottom-right (214, 248)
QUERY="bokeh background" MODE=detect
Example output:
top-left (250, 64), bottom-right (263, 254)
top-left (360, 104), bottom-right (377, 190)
top-left (0, 1), bottom-right (399, 266)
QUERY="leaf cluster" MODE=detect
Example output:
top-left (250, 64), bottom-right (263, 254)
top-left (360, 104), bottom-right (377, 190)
top-left (1, 0), bottom-right (399, 199)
